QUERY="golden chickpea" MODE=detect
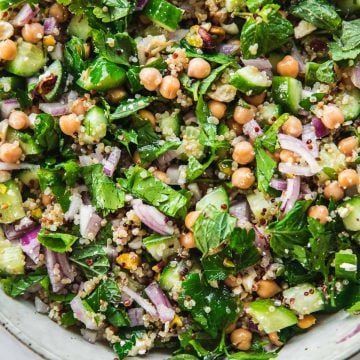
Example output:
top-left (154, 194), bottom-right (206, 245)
top-left (338, 136), bottom-right (358, 156)
top-left (49, 3), bottom-right (69, 23)
top-left (282, 116), bottom-right (303, 137)
top-left (153, 170), bottom-right (169, 184)
top-left (268, 332), bottom-right (283, 347)
top-left (225, 275), bottom-right (241, 288)
top-left (41, 194), bottom-right (52, 206)
top-left (279, 149), bottom-right (298, 163)
top-left (323, 181), bottom-right (344, 201)
top-left (338, 169), bottom-right (359, 188)
top-left (138, 109), bottom-right (156, 127)
top-left (233, 106), bottom-right (255, 125)
top-left (159, 75), bottom-right (180, 100)
top-left (0, 39), bottom-right (16, 60)
top-left (179, 232), bottom-right (196, 249)
top-left (244, 92), bottom-right (266, 106)
top-left (230, 328), bottom-right (252, 351)
top-left (70, 98), bottom-right (89, 115)
top-left (187, 58), bottom-right (211, 79)
top-left (21, 23), bottom-right (44, 43)
top-left (0, 142), bottom-right (22, 163)
top-left (208, 100), bottom-right (226, 119)
top-left (232, 141), bottom-right (255, 165)
top-left (139, 67), bottom-right (163, 91)
top-left (297, 315), bottom-right (316, 329)
top-left (308, 205), bottom-right (329, 224)
top-left (256, 280), bottom-right (281, 298)
top-left (107, 88), bottom-right (127, 104)
top-left (231, 167), bottom-right (255, 189)
top-left (227, 118), bottom-right (242, 135)
top-left (8, 111), bottom-right (28, 130)
top-left (321, 105), bottom-right (344, 130)
top-left (185, 211), bottom-right (201, 230)
top-left (59, 114), bottom-right (80, 136)
top-left (277, 55), bottom-right (299, 78)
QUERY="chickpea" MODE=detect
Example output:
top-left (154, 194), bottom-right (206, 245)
top-left (230, 328), bottom-right (252, 351)
top-left (233, 106), bottom-right (255, 125)
top-left (256, 280), bottom-right (281, 298)
top-left (338, 169), bottom-right (359, 188)
top-left (277, 55), bottom-right (299, 78)
top-left (0, 39), bottom-right (16, 60)
top-left (308, 205), bottom-right (329, 224)
top-left (231, 167), bottom-right (255, 189)
top-left (227, 118), bottom-right (242, 136)
top-left (185, 211), bottom-right (201, 230)
top-left (0, 142), bottom-right (22, 163)
top-left (321, 105), bottom-right (344, 130)
top-left (297, 315), bottom-right (316, 329)
top-left (107, 88), bottom-right (127, 104)
top-left (138, 109), bottom-right (156, 127)
top-left (268, 332), bottom-right (283, 347)
top-left (187, 58), bottom-right (211, 79)
top-left (8, 111), bottom-right (28, 130)
top-left (49, 3), bottom-right (69, 23)
top-left (232, 141), bottom-right (255, 165)
top-left (70, 98), bottom-right (89, 115)
top-left (59, 114), bottom-right (80, 136)
top-left (153, 170), bottom-right (169, 183)
top-left (139, 67), bottom-right (163, 91)
top-left (179, 232), bottom-right (196, 249)
top-left (338, 136), bottom-right (358, 156)
top-left (22, 23), bottom-right (44, 43)
top-left (41, 194), bottom-right (52, 206)
top-left (208, 100), bottom-right (226, 119)
top-left (279, 149), bottom-right (298, 164)
top-left (225, 275), bottom-right (241, 288)
top-left (159, 75), bottom-right (180, 100)
top-left (323, 181), bottom-right (344, 201)
top-left (282, 116), bottom-right (303, 137)
top-left (244, 92), bottom-right (266, 106)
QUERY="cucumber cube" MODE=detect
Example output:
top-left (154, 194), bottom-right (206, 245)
top-left (272, 76), bottom-right (302, 114)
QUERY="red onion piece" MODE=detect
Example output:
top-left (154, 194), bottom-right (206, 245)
top-left (302, 123), bottom-right (319, 157)
top-left (351, 61), bottom-right (360, 89)
top-left (229, 201), bottom-right (250, 226)
top-left (35, 296), bottom-right (50, 314)
top-left (132, 199), bottom-right (174, 235)
top-left (243, 119), bottom-right (263, 141)
top-left (241, 58), bottom-right (272, 71)
top-left (103, 147), bottom-right (121, 177)
top-left (56, 253), bottom-right (75, 282)
top-left (11, 3), bottom-right (37, 27)
top-left (281, 176), bottom-right (301, 213)
top-left (311, 116), bottom-right (329, 138)
top-left (165, 166), bottom-right (180, 185)
top-left (122, 286), bottom-right (158, 318)
top-left (144, 282), bottom-right (175, 323)
top-left (70, 297), bottom-right (100, 330)
top-left (279, 162), bottom-right (315, 177)
top-left (39, 103), bottom-right (68, 117)
top-left (291, 45), bottom-right (305, 73)
top-left (64, 192), bottom-right (83, 221)
top-left (167, 29), bottom-right (188, 42)
top-left (128, 308), bottom-right (144, 327)
top-left (270, 178), bottom-right (288, 191)
top-left (156, 150), bottom-right (179, 170)
top-left (0, 162), bottom-right (40, 171)
top-left (43, 17), bottom-right (58, 35)
top-left (278, 134), bottom-right (321, 173)
top-left (20, 226), bottom-right (41, 264)
top-left (253, 226), bottom-right (270, 252)
top-left (136, 0), bottom-right (149, 10)
top-left (1, 98), bottom-right (20, 118)
top-left (79, 205), bottom-right (102, 239)
top-left (4, 217), bottom-right (37, 241)
top-left (219, 44), bottom-right (240, 55)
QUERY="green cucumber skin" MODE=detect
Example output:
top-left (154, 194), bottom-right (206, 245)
top-left (143, 234), bottom-right (180, 261)
top-left (341, 196), bottom-right (360, 231)
top-left (0, 180), bottom-right (25, 224)
top-left (0, 77), bottom-right (24, 99)
top-left (44, 60), bottom-right (67, 102)
top-left (272, 76), bottom-right (302, 114)
top-left (196, 186), bottom-right (229, 213)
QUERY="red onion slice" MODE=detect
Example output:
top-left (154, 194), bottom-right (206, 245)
top-left (243, 119), bottom-right (263, 141)
top-left (351, 61), bottom-right (360, 89)
top-left (0, 162), bottom-right (40, 171)
top-left (253, 226), bottom-right (270, 252)
top-left (302, 123), bottom-right (319, 157)
top-left (4, 217), bottom-right (37, 241)
top-left (270, 178), bottom-right (288, 191)
top-left (122, 286), bottom-right (158, 318)
top-left (79, 205), bottom-right (102, 239)
top-left (241, 58), bottom-right (272, 71)
top-left (103, 147), bottom-right (121, 177)
top-left (39, 103), bottom-right (68, 117)
top-left (132, 199), bottom-right (174, 235)
top-left (136, 0), bottom-right (150, 10)
top-left (128, 308), bottom-right (144, 327)
top-left (70, 296), bottom-right (100, 330)
top-left (144, 282), bottom-right (175, 323)
top-left (56, 253), bottom-right (75, 282)
top-left (20, 226), bottom-right (41, 264)
top-left (229, 201), bottom-right (250, 226)
top-left (44, 17), bottom-right (58, 35)
top-left (1, 98), bottom-right (20, 118)
top-left (278, 162), bottom-right (315, 177)
top-left (291, 45), bottom-right (305, 74)
top-left (219, 44), bottom-right (240, 55)
top-left (11, 3), bottom-right (37, 27)
top-left (281, 176), bottom-right (301, 214)
top-left (311, 116), bottom-right (329, 139)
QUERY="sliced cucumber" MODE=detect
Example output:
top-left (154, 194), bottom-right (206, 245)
top-left (177, 126), bottom-right (205, 160)
top-left (258, 103), bottom-right (282, 123)
top-left (229, 66), bottom-right (272, 95)
top-left (283, 283), bottom-right (325, 315)
top-left (159, 260), bottom-right (187, 291)
top-left (272, 76), bottom-right (302, 114)
top-left (318, 143), bottom-right (346, 183)
top-left (0, 239), bottom-right (25, 275)
top-left (5, 42), bottom-right (46, 77)
top-left (340, 196), bottom-right (360, 231)
top-left (334, 89), bottom-right (360, 121)
top-left (68, 15), bottom-right (92, 40)
top-left (196, 186), bottom-right (229, 213)
top-left (82, 106), bottom-right (108, 144)
top-left (77, 57), bottom-right (126, 92)
top-left (336, 0), bottom-right (360, 13)
top-left (41, 60), bottom-right (66, 102)
top-left (143, 234), bottom-right (180, 261)
top-left (142, 0), bottom-right (184, 32)
top-left (247, 299), bottom-right (298, 334)
top-left (17, 169), bottom-right (39, 188)
top-left (6, 128), bottom-right (42, 155)
top-left (246, 190), bottom-right (274, 222)
top-left (159, 110), bottom-right (180, 138)
top-left (0, 180), bottom-right (25, 224)
top-left (335, 250), bottom-right (358, 282)
top-left (0, 76), bottom-right (23, 99)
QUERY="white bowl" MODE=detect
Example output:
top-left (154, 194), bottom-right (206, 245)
top-left (0, 289), bottom-right (359, 360)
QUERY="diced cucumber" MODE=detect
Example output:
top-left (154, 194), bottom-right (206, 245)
top-left (68, 15), bottom-right (92, 40)
top-left (42, 60), bottom-right (66, 102)
top-left (159, 260), bottom-right (187, 291)
top-left (0, 240), bottom-right (25, 274)
top-left (272, 76), bottom-right (302, 114)
top-left (335, 250), bottom-right (358, 282)
top-left (142, 0), bottom-right (184, 32)
top-left (196, 186), bottom-right (229, 213)
top-left (5, 42), bottom-right (46, 77)
top-left (159, 110), bottom-right (180, 138)
top-left (6, 128), bottom-right (42, 155)
top-left (143, 234), bottom-right (180, 261)
top-left (318, 143), bottom-right (346, 183)
top-left (340, 196), bottom-right (360, 232)
top-left (225, 0), bottom-right (246, 12)
top-left (258, 103), bottom-right (282, 123)
top-left (229, 66), bottom-right (272, 95)
top-left (177, 126), bottom-right (204, 160)
top-left (17, 169), bottom-right (39, 188)
top-left (0, 180), bottom-right (25, 224)
top-left (77, 57), bottom-right (126, 92)
top-left (336, 0), bottom-right (360, 13)
top-left (334, 89), bottom-right (360, 121)
top-left (283, 283), bottom-right (325, 315)
top-left (247, 190), bottom-right (275, 222)
top-left (247, 299), bottom-right (298, 334)
top-left (0, 76), bottom-right (24, 99)
top-left (305, 62), bottom-right (320, 86)
top-left (82, 106), bottom-right (108, 144)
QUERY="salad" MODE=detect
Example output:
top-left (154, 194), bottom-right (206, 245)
top-left (0, 0), bottom-right (359, 358)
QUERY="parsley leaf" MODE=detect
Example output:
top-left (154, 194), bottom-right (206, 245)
top-left (37, 230), bottom-right (78, 253)
top-left (111, 96), bottom-right (157, 120)
top-left (260, 113), bottom-right (289, 153)
top-left (34, 114), bottom-right (60, 152)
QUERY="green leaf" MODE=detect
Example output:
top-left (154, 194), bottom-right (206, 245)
top-left (186, 150), bottom-right (216, 182)
top-left (199, 64), bottom-right (229, 95)
top-left (111, 96), bottom-right (156, 120)
top-left (260, 113), bottom-right (289, 153)
top-left (246, 0), bottom-right (273, 13)
top-left (316, 60), bottom-right (336, 84)
top-left (37, 229), bottom-right (78, 253)
top-left (290, 0), bottom-right (342, 31)
top-left (83, 164), bottom-right (125, 215)
top-left (114, 128), bottom-right (138, 154)
top-left (178, 272), bottom-right (238, 337)
top-left (0, 0), bottom-right (37, 10)
top-left (34, 114), bottom-right (60, 151)
top-left (64, 36), bottom-right (88, 77)
top-left (179, 73), bottom-right (200, 101)
top-left (347, 301), bottom-right (360, 314)
top-left (113, 333), bottom-right (138, 360)
top-left (299, 93), bottom-right (326, 111)
top-left (54, 160), bottom-right (80, 187)
top-left (228, 352), bottom-right (277, 360)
